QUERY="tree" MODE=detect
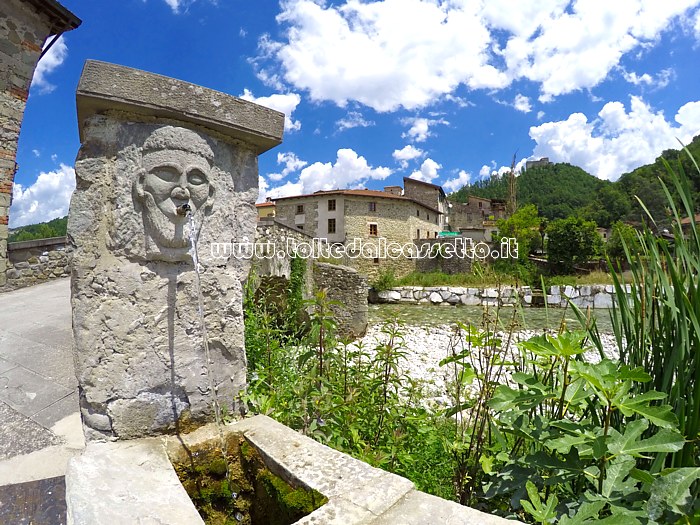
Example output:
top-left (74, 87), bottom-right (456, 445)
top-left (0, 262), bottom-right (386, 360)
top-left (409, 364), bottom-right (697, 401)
top-left (495, 204), bottom-right (541, 262)
top-left (546, 217), bottom-right (602, 274)
top-left (605, 221), bottom-right (641, 261)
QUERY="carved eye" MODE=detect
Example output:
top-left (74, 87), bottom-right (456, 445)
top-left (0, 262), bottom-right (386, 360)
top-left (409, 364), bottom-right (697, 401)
top-left (152, 166), bottom-right (179, 183)
top-left (188, 170), bottom-right (207, 186)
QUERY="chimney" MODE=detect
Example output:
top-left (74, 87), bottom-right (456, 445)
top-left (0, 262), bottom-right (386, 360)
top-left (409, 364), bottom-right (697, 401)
top-left (384, 185), bottom-right (403, 195)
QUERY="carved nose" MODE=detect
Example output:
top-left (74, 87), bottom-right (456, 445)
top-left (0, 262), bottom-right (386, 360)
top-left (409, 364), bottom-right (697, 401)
top-left (171, 186), bottom-right (190, 200)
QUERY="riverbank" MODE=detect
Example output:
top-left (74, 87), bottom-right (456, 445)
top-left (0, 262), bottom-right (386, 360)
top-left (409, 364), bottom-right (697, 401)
top-left (355, 323), bottom-right (619, 408)
top-left (371, 284), bottom-right (631, 308)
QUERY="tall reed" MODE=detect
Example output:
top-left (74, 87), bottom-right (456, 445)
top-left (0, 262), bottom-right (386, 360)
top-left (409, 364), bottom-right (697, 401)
top-left (591, 148), bottom-right (699, 469)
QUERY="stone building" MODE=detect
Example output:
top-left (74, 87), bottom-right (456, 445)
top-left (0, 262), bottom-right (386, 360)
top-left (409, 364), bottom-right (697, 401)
top-left (449, 195), bottom-right (507, 242)
top-left (274, 187), bottom-right (443, 279)
top-left (402, 177), bottom-right (449, 230)
top-left (525, 157), bottom-right (551, 170)
top-left (0, 0), bottom-right (80, 288)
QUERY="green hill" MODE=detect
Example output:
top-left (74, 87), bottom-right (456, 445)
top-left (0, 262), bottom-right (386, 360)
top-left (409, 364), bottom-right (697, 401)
top-left (450, 135), bottom-right (700, 228)
top-left (8, 216), bottom-right (68, 242)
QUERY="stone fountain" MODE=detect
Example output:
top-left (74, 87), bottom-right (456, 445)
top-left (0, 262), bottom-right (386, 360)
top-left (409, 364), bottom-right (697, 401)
top-left (68, 60), bottom-right (281, 440)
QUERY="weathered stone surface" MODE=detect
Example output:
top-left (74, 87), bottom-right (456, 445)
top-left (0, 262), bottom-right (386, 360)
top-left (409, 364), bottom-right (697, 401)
top-left (76, 60), bottom-right (284, 154)
top-left (66, 439), bottom-right (203, 525)
top-left (378, 289), bottom-right (401, 302)
top-left (63, 415), bottom-right (514, 524)
top-left (373, 489), bottom-right (517, 524)
top-left (429, 291), bottom-right (442, 303)
top-left (69, 62), bottom-right (277, 440)
top-left (313, 262), bottom-right (368, 338)
top-left (593, 293), bottom-right (614, 309)
top-left (460, 294), bottom-right (482, 306)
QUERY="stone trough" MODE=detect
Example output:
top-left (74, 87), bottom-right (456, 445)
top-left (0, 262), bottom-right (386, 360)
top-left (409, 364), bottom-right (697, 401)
top-left (66, 415), bottom-right (519, 525)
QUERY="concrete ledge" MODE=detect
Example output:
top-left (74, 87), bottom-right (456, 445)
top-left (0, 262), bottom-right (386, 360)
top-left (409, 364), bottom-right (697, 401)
top-left (66, 415), bottom-right (525, 524)
top-left (76, 60), bottom-right (285, 153)
top-left (66, 438), bottom-right (204, 525)
top-left (7, 236), bottom-right (67, 251)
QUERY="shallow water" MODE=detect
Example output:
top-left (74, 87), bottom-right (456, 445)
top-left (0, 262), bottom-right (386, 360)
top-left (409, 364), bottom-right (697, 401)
top-left (369, 303), bottom-right (615, 333)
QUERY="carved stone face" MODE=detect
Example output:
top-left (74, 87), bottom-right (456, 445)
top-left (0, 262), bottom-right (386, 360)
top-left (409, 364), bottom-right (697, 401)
top-left (133, 127), bottom-right (215, 262)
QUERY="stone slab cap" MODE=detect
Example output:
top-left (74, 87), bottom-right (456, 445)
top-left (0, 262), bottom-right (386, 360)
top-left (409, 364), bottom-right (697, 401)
top-left (76, 60), bottom-right (285, 154)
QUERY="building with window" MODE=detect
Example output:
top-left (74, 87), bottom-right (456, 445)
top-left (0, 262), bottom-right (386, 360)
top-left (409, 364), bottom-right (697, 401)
top-left (274, 187), bottom-right (443, 278)
top-left (449, 196), bottom-right (508, 242)
top-left (255, 200), bottom-right (276, 219)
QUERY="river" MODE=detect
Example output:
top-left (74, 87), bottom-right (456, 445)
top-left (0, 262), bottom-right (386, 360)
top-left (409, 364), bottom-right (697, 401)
top-left (369, 303), bottom-right (615, 333)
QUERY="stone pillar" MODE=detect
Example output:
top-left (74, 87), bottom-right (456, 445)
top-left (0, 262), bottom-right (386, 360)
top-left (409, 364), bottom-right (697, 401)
top-left (70, 60), bottom-right (284, 440)
top-left (0, 0), bottom-right (80, 287)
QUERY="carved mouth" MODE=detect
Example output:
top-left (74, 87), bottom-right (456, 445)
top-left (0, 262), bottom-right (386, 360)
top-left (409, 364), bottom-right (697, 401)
top-left (176, 203), bottom-right (191, 216)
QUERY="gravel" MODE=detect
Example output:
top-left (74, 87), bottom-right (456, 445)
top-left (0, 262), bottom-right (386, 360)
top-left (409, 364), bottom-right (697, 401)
top-left (353, 323), bottom-right (621, 409)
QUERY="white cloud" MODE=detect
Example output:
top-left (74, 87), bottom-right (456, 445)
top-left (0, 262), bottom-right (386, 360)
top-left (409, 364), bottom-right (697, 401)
top-left (529, 97), bottom-right (700, 180)
top-left (259, 0), bottom-right (699, 110)
top-left (266, 148), bottom-right (391, 196)
top-left (513, 94), bottom-right (532, 113)
top-left (442, 170), bottom-right (471, 193)
top-left (266, 180), bottom-right (305, 200)
top-left (32, 149), bottom-right (40, 157)
top-left (32, 36), bottom-right (68, 94)
top-left (695, 8), bottom-right (700, 39)
top-left (239, 89), bottom-right (302, 132)
top-left (10, 164), bottom-right (75, 227)
top-left (479, 164), bottom-right (494, 178)
top-left (261, 0), bottom-right (508, 111)
top-left (623, 68), bottom-right (674, 89)
top-left (268, 151), bottom-right (308, 181)
top-left (163, 0), bottom-right (182, 12)
top-left (402, 117), bottom-right (449, 143)
top-left (409, 158), bottom-right (441, 183)
top-left (258, 176), bottom-right (269, 203)
top-left (336, 111), bottom-right (375, 132)
top-left (499, 1), bottom-right (700, 101)
top-left (392, 145), bottom-right (424, 168)
top-left (537, 110), bottom-right (546, 120)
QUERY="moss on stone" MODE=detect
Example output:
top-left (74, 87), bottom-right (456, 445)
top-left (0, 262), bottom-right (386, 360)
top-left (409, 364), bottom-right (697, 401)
top-left (172, 434), bottom-right (326, 525)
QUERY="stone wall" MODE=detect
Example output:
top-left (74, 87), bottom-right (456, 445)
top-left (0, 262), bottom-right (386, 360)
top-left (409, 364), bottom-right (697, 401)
top-left (4, 236), bottom-right (71, 289)
top-left (251, 220), bottom-right (368, 339)
top-left (313, 261), bottom-right (368, 338)
top-left (372, 284), bottom-right (629, 308)
top-left (253, 217), bottom-right (312, 280)
top-left (0, 0), bottom-right (80, 287)
top-left (414, 238), bottom-right (473, 275)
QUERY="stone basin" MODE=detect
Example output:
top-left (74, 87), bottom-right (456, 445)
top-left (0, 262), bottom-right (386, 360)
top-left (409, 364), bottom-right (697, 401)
top-left (65, 415), bottom-right (521, 525)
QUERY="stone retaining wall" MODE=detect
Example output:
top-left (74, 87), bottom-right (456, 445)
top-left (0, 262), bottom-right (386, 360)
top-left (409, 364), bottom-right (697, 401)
top-left (3, 236), bottom-right (71, 290)
top-left (372, 284), bottom-right (631, 309)
top-left (313, 261), bottom-right (368, 337)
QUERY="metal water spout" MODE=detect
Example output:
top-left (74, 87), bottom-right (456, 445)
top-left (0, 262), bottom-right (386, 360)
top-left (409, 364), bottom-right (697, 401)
top-left (176, 203), bottom-right (191, 217)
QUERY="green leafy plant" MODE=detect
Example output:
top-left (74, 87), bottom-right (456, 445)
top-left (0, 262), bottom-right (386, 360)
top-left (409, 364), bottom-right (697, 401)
top-left (482, 331), bottom-right (698, 523)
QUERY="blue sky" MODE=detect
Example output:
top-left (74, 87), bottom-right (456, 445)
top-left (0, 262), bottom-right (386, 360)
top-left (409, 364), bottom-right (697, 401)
top-left (10, 0), bottom-right (700, 227)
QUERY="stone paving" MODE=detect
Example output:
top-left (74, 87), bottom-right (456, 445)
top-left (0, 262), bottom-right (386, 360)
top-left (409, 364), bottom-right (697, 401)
top-left (0, 278), bottom-right (83, 524)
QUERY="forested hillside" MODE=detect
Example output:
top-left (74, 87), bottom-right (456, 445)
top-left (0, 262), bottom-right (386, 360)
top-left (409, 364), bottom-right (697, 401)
top-left (8, 216), bottom-right (68, 242)
top-left (451, 135), bottom-right (700, 228)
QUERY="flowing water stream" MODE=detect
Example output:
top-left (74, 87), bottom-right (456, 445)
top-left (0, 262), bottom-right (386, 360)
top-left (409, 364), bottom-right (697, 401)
top-left (369, 303), bottom-right (616, 333)
top-left (187, 214), bottom-right (240, 515)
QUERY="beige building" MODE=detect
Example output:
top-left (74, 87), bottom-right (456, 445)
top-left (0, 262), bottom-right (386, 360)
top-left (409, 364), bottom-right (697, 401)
top-left (256, 200), bottom-right (275, 219)
top-left (274, 188), bottom-right (443, 279)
